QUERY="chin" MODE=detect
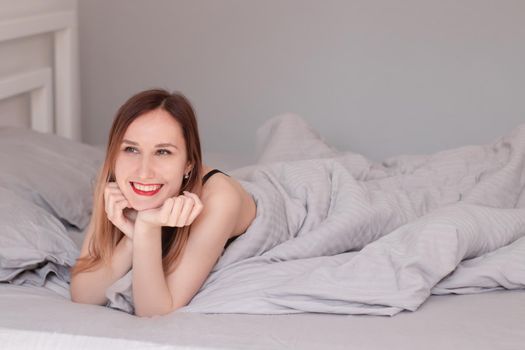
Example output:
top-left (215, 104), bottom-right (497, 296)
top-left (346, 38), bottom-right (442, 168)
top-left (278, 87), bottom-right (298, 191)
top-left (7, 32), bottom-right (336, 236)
top-left (129, 199), bottom-right (164, 211)
top-left (125, 185), bottom-right (180, 211)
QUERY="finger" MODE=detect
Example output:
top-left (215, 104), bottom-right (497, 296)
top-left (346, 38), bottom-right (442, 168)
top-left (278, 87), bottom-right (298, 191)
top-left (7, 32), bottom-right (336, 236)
top-left (106, 187), bottom-right (126, 197)
top-left (115, 199), bottom-right (131, 224)
top-left (109, 193), bottom-right (127, 219)
top-left (104, 183), bottom-right (122, 211)
top-left (113, 199), bottom-right (128, 222)
top-left (183, 191), bottom-right (204, 224)
top-left (106, 188), bottom-right (116, 219)
top-left (106, 182), bottom-right (125, 196)
top-left (105, 192), bottom-right (126, 219)
top-left (176, 195), bottom-right (195, 227)
top-left (111, 200), bottom-right (130, 232)
top-left (110, 193), bottom-right (127, 201)
top-left (106, 187), bottom-right (123, 194)
top-left (183, 191), bottom-right (203, 211)
top-left (109, 194), bottom-right (122, 221)
top-left (168, 197), bottom-right (185, 227)
top-left (104, 187), bottom-right (109, 214)
top-left (106, 183), bottom-right (118, 193)
top-left (160, 197), bottom-right (175, 224)
top-left (186, 200), bottom-right (204, 225)
top-left (104, 185), bottom-right (113, 210)
top-left (115, 200), bottom-right (133, 236)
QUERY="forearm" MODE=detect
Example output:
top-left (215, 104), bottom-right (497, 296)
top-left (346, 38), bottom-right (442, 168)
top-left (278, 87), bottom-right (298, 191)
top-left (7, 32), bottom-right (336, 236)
top-left (70, 236), bottom-right (133, 305)
top-left (132, 223), bottom-right (173, 317)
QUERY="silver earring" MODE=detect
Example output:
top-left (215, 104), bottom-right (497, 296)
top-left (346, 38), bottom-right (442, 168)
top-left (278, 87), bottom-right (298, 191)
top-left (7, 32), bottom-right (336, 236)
top-left (184, 173), bottom-right (189, 180)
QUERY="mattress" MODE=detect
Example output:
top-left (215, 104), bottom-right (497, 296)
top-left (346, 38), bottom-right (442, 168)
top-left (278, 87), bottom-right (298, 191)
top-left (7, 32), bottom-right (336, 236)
top-left (0, 283), bottom-right (523, 349)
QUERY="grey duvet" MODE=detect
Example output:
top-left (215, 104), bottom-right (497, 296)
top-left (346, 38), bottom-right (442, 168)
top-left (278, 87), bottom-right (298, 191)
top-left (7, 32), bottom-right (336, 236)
top-left (102, 116), bottom-right (525, 316)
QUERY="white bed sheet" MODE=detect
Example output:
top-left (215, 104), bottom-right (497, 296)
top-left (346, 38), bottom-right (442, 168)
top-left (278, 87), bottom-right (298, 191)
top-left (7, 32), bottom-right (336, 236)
top-left (0, 283), bottom-right (523, 350)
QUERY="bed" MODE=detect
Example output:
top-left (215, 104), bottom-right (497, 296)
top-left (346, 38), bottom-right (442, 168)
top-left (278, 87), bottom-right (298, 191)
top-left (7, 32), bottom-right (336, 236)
top-left (1, 9), bottom-right (525, 350)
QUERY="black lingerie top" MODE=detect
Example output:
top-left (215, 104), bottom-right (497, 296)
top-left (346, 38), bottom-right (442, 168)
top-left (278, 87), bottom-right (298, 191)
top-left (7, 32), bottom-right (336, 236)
top-left (202, 169), bottom-right (239, 249)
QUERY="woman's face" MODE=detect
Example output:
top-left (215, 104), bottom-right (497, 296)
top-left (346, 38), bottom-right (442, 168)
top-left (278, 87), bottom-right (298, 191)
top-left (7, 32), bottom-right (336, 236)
top-left (114, 108), bottom-right (191, 211)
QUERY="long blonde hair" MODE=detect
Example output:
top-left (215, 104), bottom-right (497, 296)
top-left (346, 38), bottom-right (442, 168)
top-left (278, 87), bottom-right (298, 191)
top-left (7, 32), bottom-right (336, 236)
top-left (71, 89), bottom-right (203, 277)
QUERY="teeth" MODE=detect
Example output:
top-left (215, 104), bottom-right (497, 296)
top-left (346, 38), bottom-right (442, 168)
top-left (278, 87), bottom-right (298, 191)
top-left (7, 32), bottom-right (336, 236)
top-left (133, 183), bottom-right (162, 192)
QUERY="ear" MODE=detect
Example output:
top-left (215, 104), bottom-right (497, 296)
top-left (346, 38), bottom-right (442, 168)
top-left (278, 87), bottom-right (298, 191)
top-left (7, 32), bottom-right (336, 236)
top-left (185, 162), bottom-right (193, 174)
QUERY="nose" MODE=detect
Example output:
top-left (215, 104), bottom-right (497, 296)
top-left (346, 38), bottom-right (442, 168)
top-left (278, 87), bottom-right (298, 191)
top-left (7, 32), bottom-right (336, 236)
top-left (137, 155), bottom-right (155, 179)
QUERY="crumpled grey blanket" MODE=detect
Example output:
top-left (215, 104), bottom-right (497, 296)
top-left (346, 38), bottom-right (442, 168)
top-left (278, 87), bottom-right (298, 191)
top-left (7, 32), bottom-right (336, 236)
top-left (106, 117), bottom-right (525, 316)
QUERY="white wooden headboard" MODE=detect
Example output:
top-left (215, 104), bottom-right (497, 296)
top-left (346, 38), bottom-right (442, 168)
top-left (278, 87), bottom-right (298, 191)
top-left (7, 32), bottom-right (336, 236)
top-left (0, 11), bottom-right (80, 140)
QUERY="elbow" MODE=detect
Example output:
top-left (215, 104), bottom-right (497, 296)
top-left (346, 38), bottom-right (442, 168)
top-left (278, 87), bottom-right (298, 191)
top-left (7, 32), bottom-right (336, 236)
top-left (70, 292), bottom-right (106, 306)
top-left (135, 310), bottom-right (179, 318)
top-left (135, 309), bottom-right (167, 318)
top-left (135, 310), bottom-right (160, 318)
top-left (69, 279), bottom-right (107, 306)
top-left (69, 288), bottom-right (87, 304)
top-left (70, 294), bottom-right (88, 304)
top-left (69, 279), bottom-right (82, 303)
top-left (135, 307), bottom-right (175, 318)
top-left (134, 301), bottom-right (184, 318)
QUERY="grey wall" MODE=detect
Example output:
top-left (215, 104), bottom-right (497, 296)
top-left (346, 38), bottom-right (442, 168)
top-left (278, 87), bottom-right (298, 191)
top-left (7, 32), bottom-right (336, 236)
top-left (79, 0), bottom-right (525, 162)
top-left (0, 0), bottom-right (76, 129)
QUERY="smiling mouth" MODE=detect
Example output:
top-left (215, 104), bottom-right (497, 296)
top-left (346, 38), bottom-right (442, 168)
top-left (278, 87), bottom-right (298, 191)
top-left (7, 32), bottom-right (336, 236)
top-left (130, 182), bottom-right (163, 196)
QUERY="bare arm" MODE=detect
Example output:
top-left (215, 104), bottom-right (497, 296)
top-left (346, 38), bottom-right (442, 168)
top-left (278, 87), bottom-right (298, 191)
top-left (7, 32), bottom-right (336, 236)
top-left (131, 223), bottom-right (172, 316)
top-left (70, 234), bottom-right (133, 305)
top-left (70, 182), bottom-right (136, 305)
top-left (132, 190), bottom-right (241, 317)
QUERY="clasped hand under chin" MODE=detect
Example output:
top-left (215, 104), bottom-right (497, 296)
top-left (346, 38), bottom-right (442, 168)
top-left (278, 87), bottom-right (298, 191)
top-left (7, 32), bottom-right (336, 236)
top-left (128, 191), bottom-right (204, 230)
top-left (105, 181), bottom-right (204, 240)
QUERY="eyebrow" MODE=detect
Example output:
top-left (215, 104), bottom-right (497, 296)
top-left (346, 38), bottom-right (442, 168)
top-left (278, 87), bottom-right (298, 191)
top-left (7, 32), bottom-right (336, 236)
top-left (122, 139), bottom-right (178, 149)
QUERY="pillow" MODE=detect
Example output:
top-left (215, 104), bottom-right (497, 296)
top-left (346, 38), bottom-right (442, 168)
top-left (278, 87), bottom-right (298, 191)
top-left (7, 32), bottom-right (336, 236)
top-left (255, 113), bottom-right (338, 164)
top-left (227, 114), bottom-right (340, 181)
top-left (0, 127), bottom-right (104, 230)
top-left (0, 187), bottom-right (79, 282)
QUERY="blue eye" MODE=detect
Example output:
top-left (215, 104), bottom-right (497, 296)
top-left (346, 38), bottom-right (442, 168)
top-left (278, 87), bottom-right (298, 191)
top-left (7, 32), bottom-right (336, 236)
top-left (157, 149), bottom-right (172, 156)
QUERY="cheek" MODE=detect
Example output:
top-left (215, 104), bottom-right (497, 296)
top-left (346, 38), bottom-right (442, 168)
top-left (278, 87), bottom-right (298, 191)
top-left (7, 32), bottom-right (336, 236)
top-left (114, 157), bottom-right (132, 185)
top-left (159, 163), bottom-right (185, 191)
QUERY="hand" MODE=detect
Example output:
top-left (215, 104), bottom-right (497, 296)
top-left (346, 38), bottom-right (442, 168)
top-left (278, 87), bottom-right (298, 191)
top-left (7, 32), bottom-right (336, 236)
top-left (104, 182), bottom-right (137, 240)
top-left (135, 191), bottom-right (204, 230)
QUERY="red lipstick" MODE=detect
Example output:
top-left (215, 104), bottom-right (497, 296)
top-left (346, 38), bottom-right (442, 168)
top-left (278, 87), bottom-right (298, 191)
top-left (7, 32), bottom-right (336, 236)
top-left (131, 182), bottom-right (163, 196)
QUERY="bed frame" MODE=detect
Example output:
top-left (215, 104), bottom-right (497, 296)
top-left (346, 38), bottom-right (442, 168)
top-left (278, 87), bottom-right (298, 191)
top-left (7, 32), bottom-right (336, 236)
top-left (0, 11), bottom-right (80, 140)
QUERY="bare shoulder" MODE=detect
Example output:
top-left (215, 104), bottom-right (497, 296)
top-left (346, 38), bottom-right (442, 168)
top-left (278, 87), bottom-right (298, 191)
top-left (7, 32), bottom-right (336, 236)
top-left (200, 167), bottom-right (256, 236)
top-left (201, 170), bottom-right (239, 202)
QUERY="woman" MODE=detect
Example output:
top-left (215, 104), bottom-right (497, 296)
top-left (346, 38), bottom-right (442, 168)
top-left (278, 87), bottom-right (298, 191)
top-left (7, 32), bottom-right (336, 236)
top-left (70, 89), bottom-right (257, 317)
